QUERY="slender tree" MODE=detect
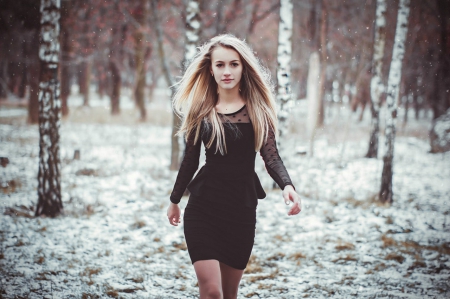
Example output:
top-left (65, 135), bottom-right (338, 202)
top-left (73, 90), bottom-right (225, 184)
top-left (28, 30), bottom-right (41, 124)
top-left (59, 0), bottom-right (70, 117)
top-left (276, 0), bottom-right (294, 138)
top-left (366, 0), bottom-right (387, 158)
top-left (170, 0), bottom-right (202, 171)
top-left (306, 52), bottom-right (321, 156)
top-left (432, 0), bottom-right (450, 119)
top-left (133, 0), bottom-right (149, 121)
top-left (380, 0), bottom-right (410, 203)
top-left (317, 0), bottom-right (328, 127)
top-left (109, 1), bottom-right (126, 115)
top-left (35, 0), bottom-right (63, 217)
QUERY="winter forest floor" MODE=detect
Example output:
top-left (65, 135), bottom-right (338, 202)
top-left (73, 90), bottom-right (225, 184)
top-left (1, 95), bottom-right (450, 298)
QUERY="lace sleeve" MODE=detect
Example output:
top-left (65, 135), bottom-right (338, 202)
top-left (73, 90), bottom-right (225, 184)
top-left (169, 130), bottom-right (202, 204)
top-left (259, 127), bottom-right (295, 190)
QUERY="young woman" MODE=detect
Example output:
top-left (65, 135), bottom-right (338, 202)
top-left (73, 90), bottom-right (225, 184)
top-left (167, 34), bottom-right (301, 299)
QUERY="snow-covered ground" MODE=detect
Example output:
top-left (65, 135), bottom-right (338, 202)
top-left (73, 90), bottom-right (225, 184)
top-left (1, 97), bottom-right (449, 298)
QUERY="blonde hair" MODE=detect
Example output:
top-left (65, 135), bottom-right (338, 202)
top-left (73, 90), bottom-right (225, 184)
top-left (173, 34), bottom-right (278, 154)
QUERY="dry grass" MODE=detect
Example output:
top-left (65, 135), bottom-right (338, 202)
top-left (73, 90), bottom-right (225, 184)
top-left (289, 252), bottom-right (307, 260)
top-left (385, 252), bottom-right (405, 263)
top-left (245, 254), bottom-right (263, 274)
top-left (80, 267), bottom-right (102, 286)
top-left (335, 241), bottom-right (355, 251)
top-left (245, 269), bottom-right (279, 283)
top-left (1, 179), bottom-right (22, 194)
top-left (267, 252), bottom-right (285, 261)
top-left (381, 233), bottom-right (450, 256)
top-left (339, 193), bottom-right (384, 209)
top-left (132, 219), bottom-right (146, 229)
top-left (3, 207), bottom-right (33, 218)
top-left (331, 254), bottom-right (358, 263)
top-left (75, 168), bottom-right (99, 177)
top-left (35, 256), bottom-right (45, 264)
top-left (81, 267), bottom-right (102, 277)
top-left (172, 241), bottom-right (187, 251)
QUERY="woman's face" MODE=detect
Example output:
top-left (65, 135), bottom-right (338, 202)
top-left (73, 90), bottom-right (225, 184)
top-left (210, 46), bottom-right (243, 92)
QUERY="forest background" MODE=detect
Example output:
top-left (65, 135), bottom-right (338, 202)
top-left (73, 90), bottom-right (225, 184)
top-left (1, 0), bottom-right (450, 298)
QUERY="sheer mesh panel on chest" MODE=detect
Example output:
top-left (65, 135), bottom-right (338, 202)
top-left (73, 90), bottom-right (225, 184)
top-left (218, 105), bottom-right (250, 124)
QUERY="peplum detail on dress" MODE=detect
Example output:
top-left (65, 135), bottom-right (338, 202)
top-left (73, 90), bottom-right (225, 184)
top-left (186, 163), bottom-right (266, 209)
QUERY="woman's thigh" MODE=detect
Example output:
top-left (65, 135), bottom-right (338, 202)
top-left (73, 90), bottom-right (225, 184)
top-left (193, 260), bottom-right (222, 296)
top-left (219, 262), bottom-right (244, 299)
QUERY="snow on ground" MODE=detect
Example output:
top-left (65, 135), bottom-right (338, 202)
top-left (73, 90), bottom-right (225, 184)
top-left (1, 100), bottom-right (449, 298)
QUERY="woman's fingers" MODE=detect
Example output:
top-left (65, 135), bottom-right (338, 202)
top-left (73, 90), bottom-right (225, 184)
top-left (169, 214), bottom-right (180, 226)
top-left (287, 195), bottom-right (302, 216)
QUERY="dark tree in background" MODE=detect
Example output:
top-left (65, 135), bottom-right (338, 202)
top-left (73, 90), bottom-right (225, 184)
top-left (433, 0), bottom-right (450, 119)
top-left (35, 0), bottom-right (63, 217)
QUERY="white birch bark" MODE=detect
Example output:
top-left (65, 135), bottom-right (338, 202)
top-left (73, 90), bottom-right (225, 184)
top-left (380, 0), bottom-right (410, 203)
top-left (306, 52), bottom-right (320, 157)
top-left (276, 0), bottom-right (293, 138)
top-left (366, 0), bottom-right (387, 158)
top-left (36, 0), bottom-right (63, 217)
top-left (172, 0), bottom-right (201, 171)
top-left (183, 0), bottom-right (201, 70)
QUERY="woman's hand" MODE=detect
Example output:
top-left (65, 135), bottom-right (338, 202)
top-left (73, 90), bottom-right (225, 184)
top-left (282, 185), bottom-right (302, 216)
top-left (167, 203), bottom-right (181, 226)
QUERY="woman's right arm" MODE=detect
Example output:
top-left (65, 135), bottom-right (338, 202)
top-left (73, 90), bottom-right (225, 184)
top-left (169, 130), bottom-right (202, 204)
top-left (167, 130), bottom-right (201, 226)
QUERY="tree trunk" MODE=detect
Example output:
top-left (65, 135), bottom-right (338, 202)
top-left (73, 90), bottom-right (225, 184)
top-left (110, 60), bottom-right (121, 115)
top-left (432, 0), bottom-right (450, 119)
top-left (367, 0), bottom-right (387, 158)
top-left (306, 52), bottom-right (321, 157)
top-left (35, 0), bottom-right (63, 217)
top-left (18, 39), bottom-right (28, 99)
top-left (317, 0), bottom-right (327, 127)
top-left (60, 5), bottom-right (70, 117)
top-left (82, 59), bottom-right (92, 106)
top-left (276, 0), bottom-right (294, 138)
top-left (109, 12), bottom-right (126, 115)
top-left (170, 0), bottom-right (201, 171)
top-left (380, 0), bottom-right (410, 204)
top-left (134, 0), bottom-right (148, 121)
top-left (28, 29), bottom-right (40, 124)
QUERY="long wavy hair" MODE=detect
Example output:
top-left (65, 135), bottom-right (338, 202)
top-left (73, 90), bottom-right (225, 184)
top-left (173, 34), bottom-right (278, 154)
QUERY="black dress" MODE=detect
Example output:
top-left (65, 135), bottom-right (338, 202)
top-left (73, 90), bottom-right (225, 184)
top-left (170, 105), bottom-right (295, 270)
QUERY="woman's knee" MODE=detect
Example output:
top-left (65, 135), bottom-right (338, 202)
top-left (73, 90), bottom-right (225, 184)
top-left (202, 283), bottom-right (223, 299)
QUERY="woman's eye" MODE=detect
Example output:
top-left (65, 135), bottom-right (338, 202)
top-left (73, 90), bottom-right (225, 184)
top-left (232, 63), bottom-right (239, 67)
top-left (216, 64), bottom-right (223, 67)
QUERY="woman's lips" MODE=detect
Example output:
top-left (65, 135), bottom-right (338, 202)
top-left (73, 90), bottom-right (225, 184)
top-left (222, 79), bottom-right (233, 83)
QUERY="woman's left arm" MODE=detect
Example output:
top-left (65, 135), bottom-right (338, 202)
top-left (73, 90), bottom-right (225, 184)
top-left (260, 128), bottom-right (302, 216)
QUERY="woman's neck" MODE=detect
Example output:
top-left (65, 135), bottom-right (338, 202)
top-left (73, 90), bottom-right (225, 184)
top-left (217, 86), bottom-right (243, 105)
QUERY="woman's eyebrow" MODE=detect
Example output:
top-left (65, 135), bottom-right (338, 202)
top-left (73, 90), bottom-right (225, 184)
top-left (214, 59), bottom-right (240, 63)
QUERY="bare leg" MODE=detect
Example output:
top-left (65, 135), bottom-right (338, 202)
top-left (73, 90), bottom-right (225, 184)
top-left (219, 262), bottom-right (244, 299)
top-left (193, 260), bottom-right (223, 299)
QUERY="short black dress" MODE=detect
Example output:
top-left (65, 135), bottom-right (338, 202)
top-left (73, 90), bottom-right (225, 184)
top-left (170, 105), bottom-right (294, 270)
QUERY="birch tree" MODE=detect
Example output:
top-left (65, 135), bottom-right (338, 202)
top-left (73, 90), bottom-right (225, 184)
top-left (170, 0), bottom-right (201, 171)
top-left (366, 0), bottom-right (387, 158)
top-left (276, 0), bottom-right (293, 138)
top-left (134, 0), bottom-right (149, 121)
top-left (306, 52), bottom-right (320, 156)
top-left (35, 0), bottom-right (63, 217)
top-left (380, 0), bottom-right (410, 204)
